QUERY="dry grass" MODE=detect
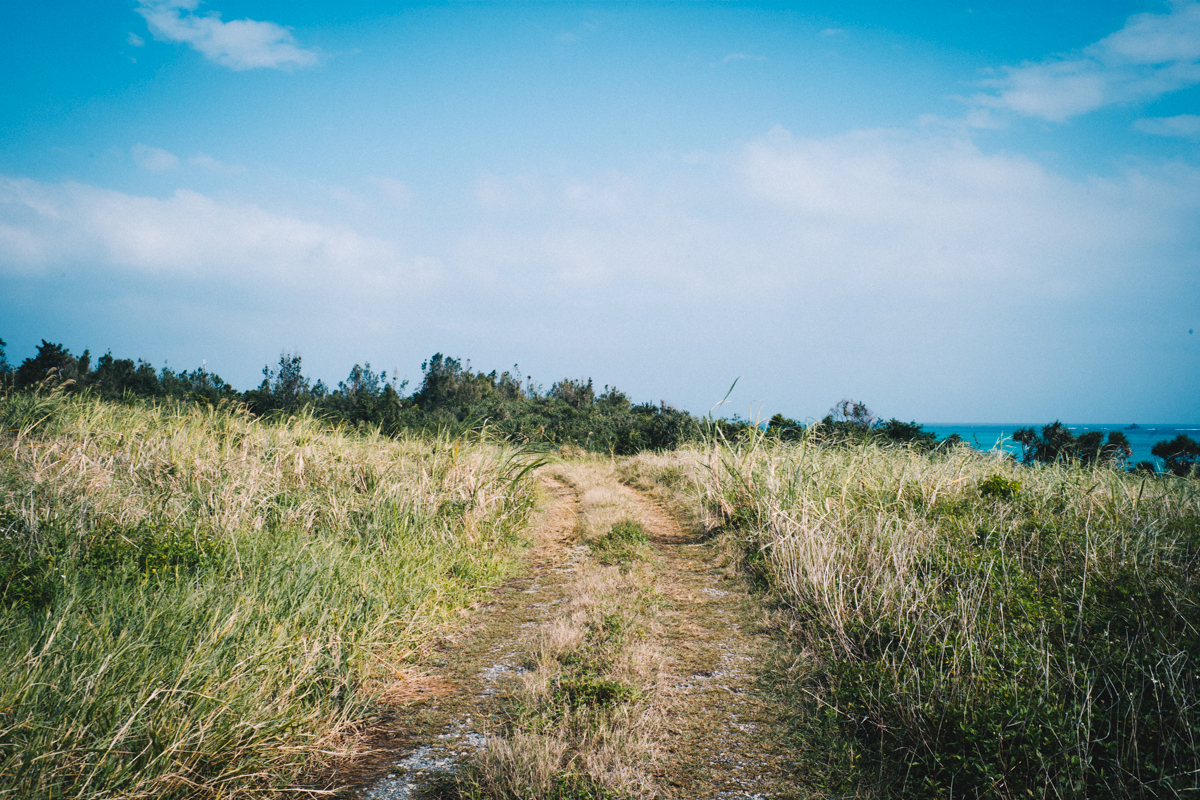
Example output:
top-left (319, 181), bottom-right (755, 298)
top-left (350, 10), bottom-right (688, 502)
top-left (625, 433), bottom-right (1200, 797)
top-left (0, 391), bottom-right (540, 799)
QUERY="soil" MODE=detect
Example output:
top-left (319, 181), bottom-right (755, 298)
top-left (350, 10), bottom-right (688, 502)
top-left (332, 466), bottom-right (800, 800)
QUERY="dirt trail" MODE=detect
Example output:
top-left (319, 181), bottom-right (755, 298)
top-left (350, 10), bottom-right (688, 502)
top-left (610, 482), bottom-right (795, 799)
top-left (347, 465), bottom-right (796, 799)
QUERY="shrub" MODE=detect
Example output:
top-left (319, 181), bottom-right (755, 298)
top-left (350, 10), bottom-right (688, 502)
top-left (1152, 434), bottom-right (1200, 477)
top-left (978, 473), bottom-right (1021, 500)
top-left (590, 520), bottom-right (649, 565)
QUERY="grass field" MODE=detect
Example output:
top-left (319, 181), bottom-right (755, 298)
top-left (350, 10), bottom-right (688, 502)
top-left (6, 391), bottom-right (1199, 799)
top-left (0, 391), bottom-right (539, 799)
top-left (625, 431), bottom-right (1200, 798)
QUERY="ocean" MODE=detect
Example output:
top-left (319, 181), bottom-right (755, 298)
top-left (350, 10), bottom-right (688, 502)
top-left (924, 423), bottom-right (1200, 468)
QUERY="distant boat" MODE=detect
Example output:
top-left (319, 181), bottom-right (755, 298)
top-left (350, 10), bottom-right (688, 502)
top-left (1126, 423), bottom-right (1140, 430)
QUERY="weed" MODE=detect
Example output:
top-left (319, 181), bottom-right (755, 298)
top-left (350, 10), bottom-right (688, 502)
top-left (978, 472), bottom-right (1022, 500)
top-left (0, 393), bottom-right (539, 799)
top-left (554, 676), bottom-right (640, 708)
top-left (590, 520), bottom-right (648, 566)
top-left (633, 430), bottom-right (1200, 798)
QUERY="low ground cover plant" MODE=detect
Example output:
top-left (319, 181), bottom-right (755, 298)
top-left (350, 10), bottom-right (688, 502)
top-left (590, 520), bottom-right (649, 566)
top-left (0, 391), bottom-right (539, 799)
top-left (626, 434), bottom-right (1200, 798)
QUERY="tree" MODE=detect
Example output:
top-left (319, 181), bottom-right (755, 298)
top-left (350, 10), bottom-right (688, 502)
top-left (412, 353), bottom-right (468, 410)
top-left (0, 338), bottom-right (9, 376)
top-left (1013, 423), bottom-right (1131, 467)
top-left (828, 399), bottom-right (876, 429)
top-left (338, 363), bottom-right (387, 400)
top-left (90, 352), bottom-right (160, 398)
top-left (767, 413), bottom-right (805, 441)
top-left (1151, 435), bottom-right (1200, 477)
top-left (817, 399), bottom-right (878, 444)
top-left (1076, 430), bottom-right (1132, 467)
top-left (549, 378), bottom-right (595, 409)
top-left (159, 364), bottom-right (236, 403)
top-left (411, 353), bottom-right (524, 417)
top-left (878, 419), bottom-right (939, 449)
top-left (245, 351), bottom-right (311, 414)
top-left (15, 340), bottom-right (89, 388)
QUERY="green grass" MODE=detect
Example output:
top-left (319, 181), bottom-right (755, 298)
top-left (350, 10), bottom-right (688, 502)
top-left (0, 391), bottom-right (540, 799)
top-left (627, 432), bottom-right (1200, 798)
top-left (589, 520), bottom-right (649, 566)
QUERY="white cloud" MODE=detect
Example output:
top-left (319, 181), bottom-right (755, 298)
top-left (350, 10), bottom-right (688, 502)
top-left (473, 172), bottom-right (548, 210)
top-left (127, 32), bottom-right (145, 47)
top-left (187, 152), bottom-right (243, 172)
top-left (739, 127), bottom-right (1142, 293)
top-left (0, 177), bottom-right (426, 294)
top-left (131, 143), bottom-right (179, 171)
top-left (135, 0), bottom-right (318, 71)
top-left (722, 52), bottom-right (763, 63)
top-left (1134, 113), bottom-right (1200, 137)
top-left (4, 125), bottom-right (1199, 419)
top-left (974, 1), bottom-right (1200, 121)
top-left (370, 177), bottom-right (416, 207)
top-left (444, 127), bottom-right (1200, 309)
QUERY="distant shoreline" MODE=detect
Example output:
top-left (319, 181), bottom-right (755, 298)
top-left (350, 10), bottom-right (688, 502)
top-left (924, 423), bottom-right (1199, 467)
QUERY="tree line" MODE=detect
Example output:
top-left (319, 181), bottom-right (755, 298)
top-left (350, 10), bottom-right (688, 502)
top-left (0, 339), bottom-right (702, 454)
top-left (1, 337), bottom-right (1195, 471)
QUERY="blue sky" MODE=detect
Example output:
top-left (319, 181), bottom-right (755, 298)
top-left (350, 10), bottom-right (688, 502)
top-left (2, 1), bottom-right (1198, 422)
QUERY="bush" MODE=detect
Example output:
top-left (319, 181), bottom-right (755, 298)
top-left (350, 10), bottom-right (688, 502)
top-left (590, 520), bottom-right (648, 565)
top-left (1014, 422), bottom-right (1132, 467)
top-left (1152, 434), bottom-right (1200, 477)
top-left (978, 473), bottom-right (1021, 500)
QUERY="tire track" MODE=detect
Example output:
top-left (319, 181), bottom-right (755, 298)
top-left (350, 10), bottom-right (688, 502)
top-left (343, 467), bottom-right (797, 799)
top-left (346, 475), bottom-right (587, 798)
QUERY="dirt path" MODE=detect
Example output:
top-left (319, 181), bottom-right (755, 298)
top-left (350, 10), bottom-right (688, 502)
top-left (345, 464), bottom-right (797, 799)
top-left (608, 481), bottom-right (796, 799)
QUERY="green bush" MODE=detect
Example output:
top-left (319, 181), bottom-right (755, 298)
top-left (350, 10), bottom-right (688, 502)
top-left (0, 536), bottom-right (58, 610)
top-left (83, 521), bottom-right (224, 580)
top-left (590, 520), bottom-right (649, 565)
top-left (978, 472), bottom-right (1021, 500)
top-left (553, 676), bottom-right (640, 708)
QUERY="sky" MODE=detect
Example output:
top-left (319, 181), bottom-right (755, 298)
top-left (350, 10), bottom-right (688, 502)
top-left (1, 0), bottom-right (1198, 423)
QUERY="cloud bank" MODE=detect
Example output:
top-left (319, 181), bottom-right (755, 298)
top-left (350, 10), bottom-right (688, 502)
top-left (975, 1), bottom-right (1200, 121)
top-left (0, 177), bottom-right (420, 295)
top-left (131, 143), bottom-right (179, 172)
top-left (1135, 113), bottom-right (1200, 137)
top-left (2, 125), bottom-right (1197, 417)
top-left (135, 0), bottom-right (318, 71)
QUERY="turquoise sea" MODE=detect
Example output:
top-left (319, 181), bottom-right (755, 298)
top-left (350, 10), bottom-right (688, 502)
top-left (924, 423), bottom-right (1200, 468)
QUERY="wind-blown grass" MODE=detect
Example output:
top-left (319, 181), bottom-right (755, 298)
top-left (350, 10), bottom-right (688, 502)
top-left (624, 433), bottom-right (1200, 798)
top-left (0, 392), bottom-right (540, 799)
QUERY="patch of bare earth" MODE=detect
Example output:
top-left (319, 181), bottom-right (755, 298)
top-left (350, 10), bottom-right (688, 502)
top-left (331, 475), bottom-right (586, 798)
top-left (613, 481), bottom-right (798, 799)
top-left (340, 463), bottom-right (799, 799)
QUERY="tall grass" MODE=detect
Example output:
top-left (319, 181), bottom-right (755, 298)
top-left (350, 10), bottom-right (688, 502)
top-left (0, 392), bottom-right (540, 799)
top-left (625, 433), bottom-right (1200, 798)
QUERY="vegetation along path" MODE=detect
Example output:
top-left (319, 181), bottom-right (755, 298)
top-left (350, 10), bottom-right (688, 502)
top-left (345, 458), bottom-right (798, 800)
